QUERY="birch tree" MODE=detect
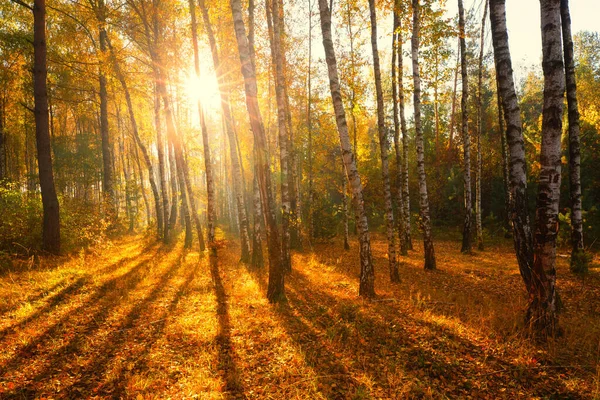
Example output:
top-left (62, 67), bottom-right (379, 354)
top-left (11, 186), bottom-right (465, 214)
top-left (529, 0), bottom-right (565, 335)
top-left (318, 0), bottom-right (375, 297)
top-left (476, 0), bottom-right (488, 251)
top-left (230, 0), bottom-right (285, 302)
top-left (560, 0), bottom-right (586, 272)
top-left (412, 0), bottom-right (436, 270)
top-left (458, 0), bottom-right (472, 254)
top-left (369, 0), bottom-right (399, 282)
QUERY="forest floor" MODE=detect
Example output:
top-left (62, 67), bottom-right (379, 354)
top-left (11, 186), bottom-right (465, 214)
top-left (0, 232), bottom-right (599, 399)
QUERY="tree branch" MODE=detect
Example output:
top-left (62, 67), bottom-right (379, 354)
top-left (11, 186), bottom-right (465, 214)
top-left (9, 0), bottom-right (33, 11)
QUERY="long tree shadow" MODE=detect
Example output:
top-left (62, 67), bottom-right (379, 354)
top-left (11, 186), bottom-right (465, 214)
top-left (0, 276), bottom-right (88, 339)
top-left (54, 246), bottom-right (189, 398)
top-left (281, 265), bottom-right (585, 399)
top-left (210, 253), bottom-right (247, 399)
top-left (105, 255), bottom-right (201, 398)
top-left (0, 239), bottom-right (158, 323)
top-left (0, 245), bottom-right (163, 390)
top-left (244, 266), bottom-right (359, 399)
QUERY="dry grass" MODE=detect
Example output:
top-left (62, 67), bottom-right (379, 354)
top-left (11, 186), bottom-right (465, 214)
top-left (0, 232), bottom-right (598, 399)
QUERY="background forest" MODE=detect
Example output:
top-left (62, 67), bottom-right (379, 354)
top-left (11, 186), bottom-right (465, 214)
top-left (0, 0), bottom-right (600, 397)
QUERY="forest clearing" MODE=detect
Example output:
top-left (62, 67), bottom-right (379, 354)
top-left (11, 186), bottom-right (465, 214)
top-left (2, 0), bottom-right (600, 397)
top-left (0, 233), bottom-right (598, 399)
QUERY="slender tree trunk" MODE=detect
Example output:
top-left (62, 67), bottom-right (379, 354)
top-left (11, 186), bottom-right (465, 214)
top-left (561, 0), bottom-right (585, 271)
top-left (392, 2), bottom-right (408, 257)
top-left (158, 76), bottom-right (206, 251)
top-left (307, 0), bottom-right (314, 245)
top-left (345, 1), bottom-right (359, 170)
top-left (449, 38), bottom-right (460, 154)
top-left (119, 123), bottom-right (134, 232)
top-left (369, 0), bottom-right (398, 282)
top-left (168, 130), bottom-right (178, 232)
top-left (97, 0), bottom-right (115, 221)
top-left (529, 0), bottom-right (565, 336)
top-left (459, 0), bottom-right (472, 253)
top-left (412, 0), bottom-right (436, 270)
top-left (33, 0), bottom-right (60, 253)
top-left (267, 0), bottom-right (292, 273)
top-left (230, 0), bottom-right (284, 302)
top-left (399, 15), bottom-right (413, 251)
top-left (251, 166), bottom-right (264, 268)
top-left (343, 169), bottom-right (350, 250)
top-left (189, 0), bottom-right (216, 251)
top-left (169, 137), bottom-right (193, 248)
top-left (0, 98), bottom-right (5, 181)
top-left (318, 0), bottom-right (375, 297)
top-left (198, 0), bottom-right (251, 261)
top-left (476, 0), bottom-right (488, 251)
top-left (490, 0), bottom-right (538, 331)
top-left (108, 42), bottom-right (162, 237)
top-left (494, 66), bottom-right (512, 236)
top-left (155, 86), bottom-right (170, 242)
top-left (200, 106), bottom-right (216, 249)
top-left (132, 138), bottom-right (151, 227)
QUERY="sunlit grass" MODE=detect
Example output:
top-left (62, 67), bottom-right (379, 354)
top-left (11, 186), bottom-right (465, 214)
top-left (0, 232), bottom-right (597, 398)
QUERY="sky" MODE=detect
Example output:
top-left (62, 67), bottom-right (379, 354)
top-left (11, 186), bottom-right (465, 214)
top-left (447, 0), bottom-right (600, 74)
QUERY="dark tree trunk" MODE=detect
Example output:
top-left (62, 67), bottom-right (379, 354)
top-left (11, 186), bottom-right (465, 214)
top-left (33, 0), bottom-right (60, 253)
top-left (97, 0), bottom-right (115, 220)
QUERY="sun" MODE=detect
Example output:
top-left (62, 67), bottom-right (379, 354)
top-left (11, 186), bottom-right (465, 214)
top-left (184, 70), bottom-right (220, 112)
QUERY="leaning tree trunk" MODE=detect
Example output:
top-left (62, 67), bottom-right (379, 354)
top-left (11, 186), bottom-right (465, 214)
top-left (33, 0), bottom-right (60, 254)
top-left (560, 0), bottom-right (585, 271)
top-left (267, 0), bottom-right (292, 273)
top-left (230, 0), bottom-right (284, 302)
top-left (458, 0), bottom-right (472, 254)
top-left (197, 0), bottom-right (251, 261)
top-left (529, 0), bottom-right (565, 336)
top-left (318, 0), bottom-right (375, 297)
top-left (489, 0), bottom-right (538, 330)
top-left (392, 1), bottom-right (407, 256)
top-left (369, 0), bottom-right (398, 282)
top-left (475, 0), bottom-right (488, 251)
top-left (412, 0), bottom-right (436, 270)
